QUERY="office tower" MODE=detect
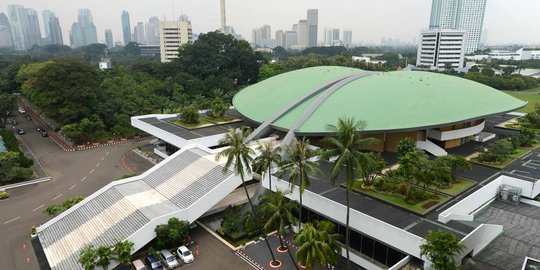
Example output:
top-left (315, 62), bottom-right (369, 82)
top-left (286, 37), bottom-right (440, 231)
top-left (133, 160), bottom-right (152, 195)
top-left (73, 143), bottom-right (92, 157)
top-left (343, 29), bottom-right (352, 48)
top-left (0, 13), bottom-right (14, 48)
top-left (145, 17), bottom-right (160, 45)
top-left (323, 28), bottom-right (332, 46)
top-left (76, 9), bottom-right (98, 46)
top-left (121, 11), bottom-right (131, 45)
top-left (275, 30), bottom-right (285, 48)
top-left (134, 22), bottom-right (146, 44)
top-left (49, 17), bottom-right (64, 45)
top-left (429, 0), bottom-right (487, 53)
top-left (70, 23), bottom-right (84, 48)
top-left (7, 5), bottom-right (27, 50)
top-left (332, 28), bottom-right (340, 44)
top-left (285, 31), bottom-right (297, 49)
top-left (25, 9), bottom-right (42, 48)
top-left (252, 25), bottom-right (272, 48)
top-left (416, 29), bottom-right (466, 69)
top-left (306, 9), bottom-right (318, 47)
top-left (297, 20), bottom-right (308, 48)
top-left (220, 0), bottom-right (226, 33)
top-left (105, 29), bottom-right (113, 48)
top-left (42, 10), bottom-right (55, 43)
top-left (159, 19), bottom-right (192, 62)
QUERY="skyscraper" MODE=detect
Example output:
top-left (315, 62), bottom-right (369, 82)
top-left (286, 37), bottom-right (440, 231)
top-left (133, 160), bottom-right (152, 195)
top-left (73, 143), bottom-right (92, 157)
top-left (49, 17), bottom-right (64, 45)
top-left (0, 13), bottom-right (14, 48)
top-left (25, 9), bottom-right (42, 48)
top-left (343, 29), bottom-right (352, 48)
top-left (306, 9), bottom-right (318, 47)
top-left (428, 0), bottom-right (487, 54)
top-left (275, 30), bottom-right (285, 48)
top-left (121, 11), bottom-right (131, 45)
top-left (42, 10), bottom-right (55, 43)
top-left (134, 22), bottom-right (146, 44)
top-left (284, 31), bottom-right (297, 50)
top-left (7, 5), bottom-right (27, 50)
top-left (252, 25), bottom-right (272, 48)
top-left (297, 20), bottom-right (308, 48)
top-left (220, 0), bottom-right (226, 33)
top-left (77, 9), bottom-right (97, 45)
top-left (105, 29), bottom-right (113, 48)
top-left (145, 17), bottom-right (160, 45)
top-left (159, 19), bottom-right (192, 62)
top-left (70, 23), bottom-right (84, 48)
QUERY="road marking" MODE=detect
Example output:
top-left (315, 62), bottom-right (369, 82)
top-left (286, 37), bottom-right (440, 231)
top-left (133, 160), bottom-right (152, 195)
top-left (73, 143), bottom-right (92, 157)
top-left (105, 151), bottom-right (110, 155)
top-left (80, 176), bottom-right (87, 182)
top-left (4, 216), bottom-right (21, 224)
top-left (32, 204), bottom-right (45, 212)
top-left (96, 161), bottom-right (101, 167)
top-left (68, 184), bottom-right (77, 191)
top-left (90, 169), bottom-right (94, 174)
top-left (101, 157), bottom-right (105, 161)
top-left (52, 194), bottom-right (62, 201)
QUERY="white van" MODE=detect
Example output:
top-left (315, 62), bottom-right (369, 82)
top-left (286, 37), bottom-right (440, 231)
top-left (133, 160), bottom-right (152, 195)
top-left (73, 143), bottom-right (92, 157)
top-left (132, 259), bottom-right (147, 270)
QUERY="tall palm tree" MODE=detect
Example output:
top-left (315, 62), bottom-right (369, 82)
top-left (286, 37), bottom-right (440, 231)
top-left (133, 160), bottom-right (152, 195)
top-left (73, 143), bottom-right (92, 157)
top-left (321, 117), bottom-right (376, 269)
top-left (260, 190), bottom-right (299, 270)
top-left (253, 141), bottom-right (282, 191)
top-left (278, 137), bottom-right (322, 231)
top-left (420, 230), bottom-right (465, 270)
top-left (315, 220), bottom-right (343, 268)
top-left (294, 223), bottom-right (328, 269)
top-left (216, 128), bottom-right (280, 267)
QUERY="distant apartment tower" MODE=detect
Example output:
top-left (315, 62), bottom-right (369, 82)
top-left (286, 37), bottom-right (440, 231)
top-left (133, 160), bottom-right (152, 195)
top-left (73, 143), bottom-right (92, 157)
top-left (429, 0), bottom-right (487, 54)
top-left (323, 28), bottom-right (340, 46)
top-left (105, 29), bottom-right (113, 48)
top-left (159, 19), bottom-right (192, 62)
top-left (25, 9), bottom-right (42, 48)
top-left (49, 17), bottom-right (64, 45)
top-left (416, 29), bottom-right (466, 69)
top-left (121, 11), bottom-right (131, 45)
top-left (252, 25), bottom-right (272, 48)
top-left (343, 29), bottom-right (352, 48)
top-left (0, 13), bottom-right (14, 48)
top-left (297, 20), bottom-right (308, 48)
top-left (306, 9), bottom-right (318, 47)
top-left (284, 31), bottom-right (297, 49)
top-left (133, 22), bottom-right (146, 44)
top-left (145, 17), bottom-right (160, 45)
top-left (42, 10), bottom-right (55, 44)
top-left (275, 30), bottom-right (285, 48)
top-left (77, 9), bottom-right (98, 46)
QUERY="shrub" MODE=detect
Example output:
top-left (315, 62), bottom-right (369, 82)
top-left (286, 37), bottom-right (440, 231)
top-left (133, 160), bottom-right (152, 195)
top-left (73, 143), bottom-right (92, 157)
top-left (422, 200), bottom-right (439, 209)
top-left (31, 225), bottom-right (37, 235)
top-left (206, 99), bottom-right (228, 119)
top-left (0, 191), bottom-right (9, 200)
top-left (478, 138), bottom-right (514, 163)
top-left (43, 204), bottom-right (62, 215)
top-left (405, 187), bottom-right (431, 205)
top-left (179, 105), bottom-right (199, 125)
top-left (155, 217), bottom-right (190, 249)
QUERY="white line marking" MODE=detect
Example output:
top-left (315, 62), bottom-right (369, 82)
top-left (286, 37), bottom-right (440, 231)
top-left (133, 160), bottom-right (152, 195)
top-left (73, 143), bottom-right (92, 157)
top-left (101, 157), bottom-right (105, 161)
top-left (90, 169), bottom-right (94, 174)
top-left (68, 184), bottom-right (77, 191)
top-left (80, 176), bottom-right (87, 182)
top-left (105, 151), bottom-right (110, 155)
top-left (32, 204), bottom-right (45, 212)
top-left (52, 194), bottom-right (62, 201)
top-left (4, 216), bottom-right (21, 224)
top-left (96, 162), bottom-right (101, 167)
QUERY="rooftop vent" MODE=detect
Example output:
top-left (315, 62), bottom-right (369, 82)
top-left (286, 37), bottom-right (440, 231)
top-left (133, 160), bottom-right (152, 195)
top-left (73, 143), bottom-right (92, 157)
top-left (497, 184), bottom-right (521, 206)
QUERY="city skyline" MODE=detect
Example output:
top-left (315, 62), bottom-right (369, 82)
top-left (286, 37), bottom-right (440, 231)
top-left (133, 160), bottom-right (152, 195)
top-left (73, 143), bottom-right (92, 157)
top-left (1, 0), bottom-right (540, 47)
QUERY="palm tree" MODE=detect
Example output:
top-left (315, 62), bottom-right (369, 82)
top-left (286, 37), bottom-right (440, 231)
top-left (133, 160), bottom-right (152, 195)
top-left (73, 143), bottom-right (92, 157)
top-left (294, 223), bottom-right (333, 269)
top-left (113, 240), bottom-right (134, 267)
top-left (420, 230), bottom-right (465, 270)
top-left (278, 137), bottom-right (322, 231)
top-left (78, 244), bottom-right (97, 270)
top-left (315, 220), bottom-right (343, 268)
top-left (95, 245), bottom-right (114, 270)
top-left (260, 190), bottom-right (299, 270)
top-left (253, 141), bottom-right (282, 191)
top-left (321, 117), bottom-right (376, 270)
top-left (216, 128), bottom-right (280, 267)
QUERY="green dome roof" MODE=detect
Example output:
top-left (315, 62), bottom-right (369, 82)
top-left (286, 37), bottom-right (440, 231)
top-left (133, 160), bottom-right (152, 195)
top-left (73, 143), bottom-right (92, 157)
top-left (233, 66), bottom-right (526, 134)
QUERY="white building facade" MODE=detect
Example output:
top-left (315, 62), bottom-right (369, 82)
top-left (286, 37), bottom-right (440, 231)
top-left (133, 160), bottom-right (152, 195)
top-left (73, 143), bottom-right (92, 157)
top-left (417, 29), bottom-right (466, 69)
top-left (158, 19), bottom-right (192, 63)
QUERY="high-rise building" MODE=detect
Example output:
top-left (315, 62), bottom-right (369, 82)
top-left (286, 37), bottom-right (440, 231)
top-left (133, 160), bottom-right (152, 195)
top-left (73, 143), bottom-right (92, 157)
top-left (70, 23), bottom-right (84, 48)
top-left (0, 13), bottom-right (14, 48)
top-left (49, 17), bottom-right (64, 45)
top-left (428, 0), bottom-right (487, 54)
top-left (105, 29), bottom-right (113, 48)
top-left (133, 22), bottom-right (146, 44)
top-left (252, 25), bottom-right (272, 48)
top-left (343, 29), bottom-right (352, 48)
top-left (297, 20), bottom-right (308, 48)
top-left (145, 17), bottom-right (160, 45)
top-left (323, 27), bottom-right (341, 46)
top-left (25, 9), bottom-right (42, 48)
top-left (416, 29), bottom-right (466, 69)
top-left (121, 11), bottom-right (131, 45)
top-left (42, 10), bottom-right (55, 43)
top-left (7, 5), bottom-right (27, 50)
top-left (220, 0), bottom-right (226, 33)
top-left (284, 31), bottom-right (297, 49)
top-left (306, 9), bottom-right (318, 47)
top-left (159, 19), bottom-right (192, 62)
top-left (77, 9), bottom-right (98, 46)
top-left (275, 30), bottom-right (285, 48)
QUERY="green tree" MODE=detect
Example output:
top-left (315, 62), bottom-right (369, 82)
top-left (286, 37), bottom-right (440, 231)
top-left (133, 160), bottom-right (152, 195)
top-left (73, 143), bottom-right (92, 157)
top-left (420, 230), bottom-right (465, 270)
top-left (320, 117), bottom-right (376, 269)
top-left (315, 220), bottom-right (342, 267)
top-left (358, 152), bottom-right (387, 187)
top-left (154, 217), bottom-right (190, 249)
top-left (253, 141), bottom-right (281, 192)
top-left (397, 137), bottom-right (417, 160)
top-left (78, 245), bottom-right (98, 270)
top-left (179, 105), bottom-right (199, 125)
top-left (113, 240), bottom-right (134, 267)
top-left (206, 98), bottom-right (228, 119)
top-left (481, 67), bottom-right (495, 77)
top-left (260, 190), bottom-right (299, 269)
top-left (438, 155), bottom-right (471, 182)
top-left (216, 127), bottom-right (279, 266)
top-left (0, 94), bottom-right (16, 127)
top-left (278, 137), bottom-right (322, 232)
top-left (294, 222), bottom-right (340, 269)
top-left (95, 245), bottom-right (114, 270)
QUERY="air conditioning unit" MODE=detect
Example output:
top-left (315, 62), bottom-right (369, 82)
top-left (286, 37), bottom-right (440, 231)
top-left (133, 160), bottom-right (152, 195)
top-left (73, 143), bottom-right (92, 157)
top-left (497, 184), bottom-right (522, 206)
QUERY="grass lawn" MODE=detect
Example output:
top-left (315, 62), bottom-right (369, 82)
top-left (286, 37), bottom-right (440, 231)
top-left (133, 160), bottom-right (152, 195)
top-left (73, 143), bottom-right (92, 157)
top-left (472, 141), bottom-right (540, 169)
top-left (503, 88), bottom-right (540, 113)
top-left (438, 178), bottom-right (476, 196)
top-left (172, 117), bottom-right (214, 129)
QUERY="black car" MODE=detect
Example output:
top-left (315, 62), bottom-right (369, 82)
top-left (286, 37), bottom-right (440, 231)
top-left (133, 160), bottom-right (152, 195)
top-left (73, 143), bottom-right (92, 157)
top-left (145, 255), bottom-right (164, 270)
top-left (37, 127), bottom-right (48, 137)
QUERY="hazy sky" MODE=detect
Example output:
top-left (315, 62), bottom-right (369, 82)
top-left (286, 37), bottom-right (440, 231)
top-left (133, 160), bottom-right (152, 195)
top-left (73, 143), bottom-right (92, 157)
top-left (3, 0), bottom-right (540, 46)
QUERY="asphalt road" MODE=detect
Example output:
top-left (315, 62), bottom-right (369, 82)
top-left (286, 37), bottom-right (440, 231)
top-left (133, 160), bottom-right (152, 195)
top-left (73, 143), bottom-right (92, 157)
top-left (0, 112), bottom-right (152, 270)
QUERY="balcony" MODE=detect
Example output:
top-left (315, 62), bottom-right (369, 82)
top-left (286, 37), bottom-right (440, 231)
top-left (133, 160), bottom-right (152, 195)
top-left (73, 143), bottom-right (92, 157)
top-left (427, 121), bottom-right (485, 141)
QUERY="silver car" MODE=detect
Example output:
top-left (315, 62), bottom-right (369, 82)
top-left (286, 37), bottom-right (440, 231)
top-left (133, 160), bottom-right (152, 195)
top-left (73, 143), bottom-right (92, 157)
top-left (159, 250), bottom-right (178, 269)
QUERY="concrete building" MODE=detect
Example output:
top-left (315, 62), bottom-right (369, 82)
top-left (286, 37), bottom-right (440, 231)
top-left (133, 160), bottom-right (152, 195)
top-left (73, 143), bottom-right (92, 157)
top-left (7, 5), bottom-right (28, 50)
top-left (0, 13), bottom-right (14, 48)
top-left (74, 9), bottom-right (98, 47)
top-left (466, 48), bottom-right (540, 61)
top-left (104, 29), bottom-right (113, 48)
top-left (139, 45), bottom-right (160, 58)
top-left (307, 9), bottom-right (318, 47)
top-left (417, 29), bottom-right (466, 69)
top-left (284, 30), bottom-right (297, 50)
top-left (251, 25), bottom-right (272, 48)
top-left (343, 29), bottom-right (352, 48)
top-left (25, 9), bottom-right (42, 48)
top-left (48, 17), bottom-right (64, 45)
top-left (297, 20), bottom-right (308, 48)
top-left (158, 19), bottom-right (192, 62)
top-left (429, 0), bottom-right (487, 54)
top-left (275, 30), bottom-right (285, 48)
top-left (323, 27), bottom-right (341, 46)
top-left (145, 17), bottom-right (160, 45)
top-left (133, 22), bottom-right (146, 44)
top-left (121, 11), bottom-right (131, 45)
top-left (69, 23), bottom-right (84, 48)
top-left (42, 10), bottom-right (55, 44)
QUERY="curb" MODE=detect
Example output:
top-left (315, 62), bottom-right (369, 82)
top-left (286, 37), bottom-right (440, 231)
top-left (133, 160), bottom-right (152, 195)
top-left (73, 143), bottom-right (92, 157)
top-left (133, 149), bottom-right (158, 165)
top-left (235, 250), bottom-right (266, 270)
top-left (0, 177), bottom-right (52, 190)
top-left (71, 136), bottom-right (153, 152)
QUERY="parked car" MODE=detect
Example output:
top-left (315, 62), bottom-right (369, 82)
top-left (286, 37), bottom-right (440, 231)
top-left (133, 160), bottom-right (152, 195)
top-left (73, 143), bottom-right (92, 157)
top-left (145, 255), bottom-right (164, 270)
top-left (17, 128), bottom-right (25, 135)
top-left (18, 107), bottom-right (25, 114)
top-left (159, 250), bottom-right (179, 269)
top-left (37, 127), bottom-right (48, 137)
top-left (176, 246), bottom-right (194, 264)
top-left (8, 119), bottom-right (17, 125)
top-left (25, 114), bottom-right (31, 120)
top-left (132, 259), bottom-right (147, 270)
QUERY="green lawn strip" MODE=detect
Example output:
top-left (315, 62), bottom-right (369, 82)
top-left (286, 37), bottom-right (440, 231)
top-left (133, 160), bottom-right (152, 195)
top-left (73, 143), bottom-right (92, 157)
top-left (438, 178), bottom-right (476, 196)
top-left (350, 182), bottom-right (450, 215)
top-left (170, 116), bottom-right (241, 129)
top-left (503, 89), bottom-right (540, 113)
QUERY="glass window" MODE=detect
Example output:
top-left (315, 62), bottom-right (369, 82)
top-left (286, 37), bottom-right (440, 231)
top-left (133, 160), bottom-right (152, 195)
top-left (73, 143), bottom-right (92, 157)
top-left (373, 241), bottom-right (388, 265)
top-left (361, 235), bottom-right (374, 258)
top-left (387, 247), bottom-right (404, 267)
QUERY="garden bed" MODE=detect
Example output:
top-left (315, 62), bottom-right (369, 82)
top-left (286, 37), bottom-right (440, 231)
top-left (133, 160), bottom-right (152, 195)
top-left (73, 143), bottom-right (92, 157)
top-left (471, 141), bottom-right (540, 169)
